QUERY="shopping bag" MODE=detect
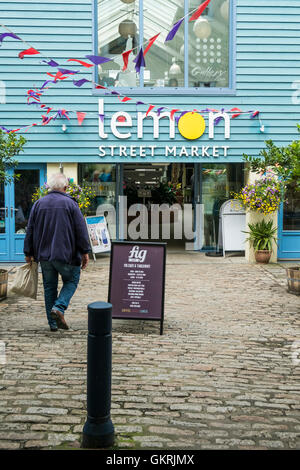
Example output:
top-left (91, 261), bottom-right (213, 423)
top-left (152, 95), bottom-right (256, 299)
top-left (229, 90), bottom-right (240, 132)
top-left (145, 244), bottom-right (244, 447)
top-left (8, 262), bottom-right (38, 300)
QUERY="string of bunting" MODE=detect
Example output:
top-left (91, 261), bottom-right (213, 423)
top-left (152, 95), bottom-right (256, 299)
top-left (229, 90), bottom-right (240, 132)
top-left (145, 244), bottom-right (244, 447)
top-left (0, 0), bottom-right (262, 134)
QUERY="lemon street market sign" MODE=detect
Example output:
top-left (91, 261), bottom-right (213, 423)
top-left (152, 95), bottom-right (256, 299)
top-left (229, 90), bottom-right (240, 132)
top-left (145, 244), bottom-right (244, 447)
top-left (98, 99), bottom-right (231, 159)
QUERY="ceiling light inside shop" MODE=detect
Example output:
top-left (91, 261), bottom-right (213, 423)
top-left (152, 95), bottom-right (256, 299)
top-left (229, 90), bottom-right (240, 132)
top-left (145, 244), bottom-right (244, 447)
top-left (193, 18), bottom-right (212, 40)
top-left (220, 0), bottom-right (229, 21)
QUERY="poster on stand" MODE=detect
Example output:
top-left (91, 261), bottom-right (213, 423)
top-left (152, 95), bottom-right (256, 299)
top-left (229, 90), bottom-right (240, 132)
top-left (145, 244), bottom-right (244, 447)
top-left (108, 242), bottom-right (166, 335)
top-left (85, 216), bottom-right (111, 259)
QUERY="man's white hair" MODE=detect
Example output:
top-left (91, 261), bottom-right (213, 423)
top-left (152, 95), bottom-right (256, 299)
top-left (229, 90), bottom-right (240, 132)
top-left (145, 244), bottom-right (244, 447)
top-left (48, 173), bottom-right (69, 191)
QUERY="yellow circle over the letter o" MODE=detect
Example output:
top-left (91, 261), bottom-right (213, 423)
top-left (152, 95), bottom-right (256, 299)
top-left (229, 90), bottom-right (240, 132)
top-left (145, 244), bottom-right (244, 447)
top-left (178, 112), bottom-right (206, 140)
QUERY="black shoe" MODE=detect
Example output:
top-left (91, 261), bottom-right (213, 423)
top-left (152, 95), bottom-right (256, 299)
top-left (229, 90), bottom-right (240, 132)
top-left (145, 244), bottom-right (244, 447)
top-left (50, 327), bottom-right (58, 332)
top-left (50, 309), bottom-right (69, 330)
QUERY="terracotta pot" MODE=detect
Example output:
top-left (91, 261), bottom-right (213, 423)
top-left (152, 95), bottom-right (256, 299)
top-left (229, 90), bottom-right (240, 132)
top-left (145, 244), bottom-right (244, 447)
top-left (255, 250), bottom-right (272, 264)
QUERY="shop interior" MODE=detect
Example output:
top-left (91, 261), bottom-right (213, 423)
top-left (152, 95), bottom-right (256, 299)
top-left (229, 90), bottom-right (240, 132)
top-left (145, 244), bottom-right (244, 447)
top-left (79, 162), bottom-right (245, 251)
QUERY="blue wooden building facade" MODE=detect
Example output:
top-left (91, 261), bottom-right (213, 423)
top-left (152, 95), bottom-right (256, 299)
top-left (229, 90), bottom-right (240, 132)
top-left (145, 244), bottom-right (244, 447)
top-left (0, 0), bottom-right (299, 261)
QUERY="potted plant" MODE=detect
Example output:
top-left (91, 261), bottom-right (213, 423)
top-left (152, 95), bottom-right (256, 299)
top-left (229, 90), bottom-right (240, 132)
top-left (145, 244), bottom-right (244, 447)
top-left (243, 219), bottom-right (278, 264)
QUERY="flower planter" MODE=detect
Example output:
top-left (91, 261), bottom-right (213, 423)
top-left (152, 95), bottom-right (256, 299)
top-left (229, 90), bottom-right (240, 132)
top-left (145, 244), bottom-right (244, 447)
top-left (254, 250), bottom-right (272, 264)
top-left (286, 267), bottom-right (300, 296)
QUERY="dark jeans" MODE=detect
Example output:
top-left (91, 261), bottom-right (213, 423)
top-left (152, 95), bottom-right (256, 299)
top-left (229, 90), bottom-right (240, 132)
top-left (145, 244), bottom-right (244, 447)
top-left (40, 260), bottom-right (81, 329)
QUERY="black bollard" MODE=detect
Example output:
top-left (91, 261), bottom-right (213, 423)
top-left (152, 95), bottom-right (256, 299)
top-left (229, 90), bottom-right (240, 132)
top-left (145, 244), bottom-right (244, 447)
top-left (82, 301), bottom-right (114, 448)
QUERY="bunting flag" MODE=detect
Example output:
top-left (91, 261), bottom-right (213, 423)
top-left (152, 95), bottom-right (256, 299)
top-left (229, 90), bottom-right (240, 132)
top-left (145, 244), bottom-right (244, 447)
top-left (73, 78), bottom-right (90, 87)
top-left (58, 68), bottom-right (79, 75)
top-left (85, 55), bottom-right (112, 65)
top-left (67, 58), bottom-right (94, 68)
top-left (146, 104), bottom-right (155, 116)
top-left (230, 107), bottom-right (242, 119)
top-left (122, 49), bottom-right (133, 72)
top-left (157, 107), bottom-right (166, 116)
top-left (42, 59), bottom-right (59, 67)
top-left (136, 101), bottom-right (145, 106)
top-left (99, 113), bottom-right (104, 122)
top-left (175, 111), bottom-right (188, 123)
top-left (133, 47), bottom-right (146, 73)
top-left (0, 32), bottom-right (21, 43)
top-left (165, 18), bottom-right (184, 42)
top-left (144, 33), bottom-right (160, 56)
top-left (250, 110), bottom-right (260, 119)
top-left (40, 79), bottom-right (55, 90)
top-left (47, 71), bottom-right (68, 81)
top-left (119, 96), bottom-right (132, 103)
top-left (42, 115), bottom-right (53, 125)
top-left (18, 47), bottom-right (40, 59)
top-left (170, 109), bottom-right (180, 120)
top-left (76, 111), bottom-right (86, 126)
top-left (189, 0), bottom-right (212, 21)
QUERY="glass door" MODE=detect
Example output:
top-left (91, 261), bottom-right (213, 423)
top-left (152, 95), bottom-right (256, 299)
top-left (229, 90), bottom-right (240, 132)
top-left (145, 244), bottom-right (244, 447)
top-left (0, 164), bottom-right (46, 262)
top-left (278, 185), bottom-right (300, 259)
top-left (0, 182), bottom-right (10, 261)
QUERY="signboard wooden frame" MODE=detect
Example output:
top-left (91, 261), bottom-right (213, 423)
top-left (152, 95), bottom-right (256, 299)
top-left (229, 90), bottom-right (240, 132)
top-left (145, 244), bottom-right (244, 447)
top-left (108, 241), bottom-right (166, 335)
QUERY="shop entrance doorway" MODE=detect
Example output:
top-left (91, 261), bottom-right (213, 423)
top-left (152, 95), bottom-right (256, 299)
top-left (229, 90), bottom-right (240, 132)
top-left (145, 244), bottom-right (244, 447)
top-left (79, 162), bottom-right (245, 252)
top-left (122, 163), bottom-right (194, 250)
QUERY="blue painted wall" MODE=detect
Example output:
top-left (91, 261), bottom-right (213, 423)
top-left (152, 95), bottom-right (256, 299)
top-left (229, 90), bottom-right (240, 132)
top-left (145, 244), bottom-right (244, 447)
top-left (0, 0), bottom-right (300, 163)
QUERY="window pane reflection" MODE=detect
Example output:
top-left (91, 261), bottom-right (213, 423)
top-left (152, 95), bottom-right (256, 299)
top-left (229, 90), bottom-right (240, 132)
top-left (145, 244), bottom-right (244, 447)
top-left (0, 183), bottom-right (5, 234)
top-left (283, 185), bottom-right (300, 231)
top-left (189, 0), bottom-right (229, 88)
top-left (98, 0), bottom-right (140, 88)
top-left (14, 170), bottom-right (39, 234)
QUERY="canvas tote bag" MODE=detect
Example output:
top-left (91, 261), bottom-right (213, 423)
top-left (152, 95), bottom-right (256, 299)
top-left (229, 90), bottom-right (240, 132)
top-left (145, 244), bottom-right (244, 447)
top-left (9, 262), bottom-right (38, 300)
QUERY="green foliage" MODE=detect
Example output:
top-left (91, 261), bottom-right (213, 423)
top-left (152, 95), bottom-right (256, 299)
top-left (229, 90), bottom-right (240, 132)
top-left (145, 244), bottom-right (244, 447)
top-left (243, 125), bottom-right (300, 192)
top-left (243, 219), bottom-right (278, 252)
top-left (0, 129), bottom-right (27, 183)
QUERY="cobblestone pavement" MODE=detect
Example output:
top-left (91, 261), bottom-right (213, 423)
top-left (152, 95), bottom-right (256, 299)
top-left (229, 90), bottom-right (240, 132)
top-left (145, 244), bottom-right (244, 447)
top-left (0, 253), bottom-right (299, 450)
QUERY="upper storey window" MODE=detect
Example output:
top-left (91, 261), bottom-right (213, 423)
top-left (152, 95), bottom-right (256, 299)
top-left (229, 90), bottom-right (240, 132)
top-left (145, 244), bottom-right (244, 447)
top-left (96, 0), bottom-right (233, 91)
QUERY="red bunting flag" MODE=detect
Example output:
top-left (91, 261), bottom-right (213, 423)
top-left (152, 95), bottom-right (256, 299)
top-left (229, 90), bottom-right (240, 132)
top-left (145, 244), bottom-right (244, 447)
top-left (170, 109), bottom-right (180, 120)
top-left (144, 33), bottom-right (160, 56)
top-left (119, 96), bottom-right (132, 103)
top-left (189, 0), bottom-right (212, 22)
top-left (67, 59), bottom-right (94, 68)
top-left (47, 71), bottom-right (68, 81)
top-left (18, 47), bottom-right (40, 59)
top-left (76, 111), bottom-right (86, 126)
top-left (122, 49), bottom-right (133, 72)
top-left (230, 107), bottom-right (242, 119)
top-left (61, 109), bottom-right (70, 120)
top-left (95, 84), bottom-right (107, 89)
top-left (146, 105), bottom-right (155, 116)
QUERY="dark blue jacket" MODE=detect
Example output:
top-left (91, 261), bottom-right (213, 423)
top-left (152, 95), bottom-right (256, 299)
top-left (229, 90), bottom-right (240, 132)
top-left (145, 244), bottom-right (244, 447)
top-left (24, 191), bottom-right (91, 266)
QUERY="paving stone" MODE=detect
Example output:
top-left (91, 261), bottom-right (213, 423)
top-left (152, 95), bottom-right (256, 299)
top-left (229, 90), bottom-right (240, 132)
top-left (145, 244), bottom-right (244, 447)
top-left (0, 255), bottom-right (299, 450)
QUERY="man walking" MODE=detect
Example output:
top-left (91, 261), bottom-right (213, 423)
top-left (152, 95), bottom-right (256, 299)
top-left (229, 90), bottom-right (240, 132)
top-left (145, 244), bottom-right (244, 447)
top-left (24, 173), bottom-right (91, 331)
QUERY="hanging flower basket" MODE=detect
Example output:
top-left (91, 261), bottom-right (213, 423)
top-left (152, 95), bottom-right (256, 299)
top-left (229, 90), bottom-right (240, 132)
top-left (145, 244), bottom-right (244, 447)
top-left (232, 177), bottom-right (283, 215)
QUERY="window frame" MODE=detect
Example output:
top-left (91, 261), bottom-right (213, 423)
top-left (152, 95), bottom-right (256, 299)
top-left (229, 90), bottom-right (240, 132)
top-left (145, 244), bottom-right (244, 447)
top-left (92, 0), bottom-right (236, 96)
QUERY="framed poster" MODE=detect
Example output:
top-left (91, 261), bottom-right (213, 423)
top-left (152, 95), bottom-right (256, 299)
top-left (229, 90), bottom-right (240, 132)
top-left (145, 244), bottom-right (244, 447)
top-left (85, 216), bottom-right (111, 260)
top-left (108, 242), bottom-right (166, 335)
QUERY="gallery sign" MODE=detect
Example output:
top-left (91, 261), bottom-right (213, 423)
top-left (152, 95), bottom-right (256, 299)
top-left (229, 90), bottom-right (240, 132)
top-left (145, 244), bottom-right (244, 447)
top-left (108, 242), bottom-right (166, 335)
top-left (98, 98), bottom-right (231, 160)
